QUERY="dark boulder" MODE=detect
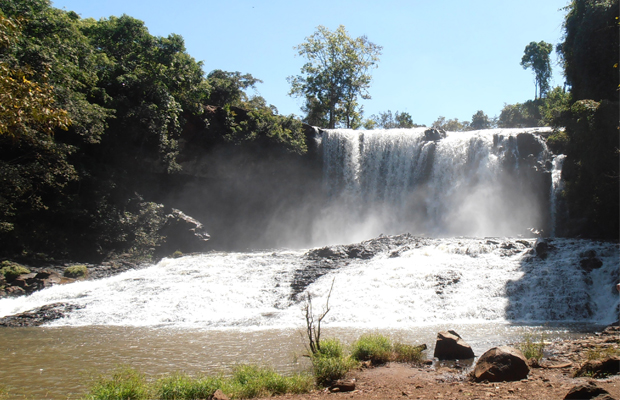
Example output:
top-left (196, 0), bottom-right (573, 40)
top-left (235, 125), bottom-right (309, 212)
top-left (534, 239), bottom-right (549, 259)
top-left (472, 346), bottom-right (529, 382)
top-left (423, 128), bottom-right (446, 142)
top-left (433, 330), bottom-right (474, 360)
top-left (157, 209), bottom-right (210, 256)
top-left (574, 356), bottom-right (620, 378)
top-left (563, 382), bottom-right (614, 400)
top-left (516, 132), bottom-right (544, 158)
top-left (579, 250), bottom-right (604, 272)
top-left (0, 303), bottom-right (82, 327)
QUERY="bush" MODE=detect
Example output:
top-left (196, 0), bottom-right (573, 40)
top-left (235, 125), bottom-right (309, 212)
top-left (156, 373), bottom-right (222, 400)
top-left (83, 366), bottom-right (152, 400)
top-left (64, 264), bottom-right (88, 279)
top-left (350, 333), bottom-right (393, 364)
top-left (309, 338), bottom-right (358, 387)
top-left (393, 342), bottom-right (424, 363)
top-left (517, 333), bottom-right (545, 361)
top-left (226, 364), bottom-right (312, 398)
top-left (0, 261), bottom-right (30, 281)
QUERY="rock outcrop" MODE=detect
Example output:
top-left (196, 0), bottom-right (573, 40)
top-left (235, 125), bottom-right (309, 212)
top-left (472, 346), bottom-right (530, 382)
top-left (433, 330), bottom-right (475, 360)
top-left (0, 303), bottom-right (82, 327)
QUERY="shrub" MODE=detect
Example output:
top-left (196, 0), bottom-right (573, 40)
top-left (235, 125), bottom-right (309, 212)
top-left (83, 366), bottom-right (151, 400)
top-left (171, 250), bottom-right (183, 258)
top-left (585, 345), bottom-right (620, 361)
top-left (350, 333), bottom-right (393, 364)
top-left (517, 333), bottom-right (545, 361)
top-left (64, 264), bottom-right (88, 279)
top-left (317, 338), bottom-right (346, 359)
top-left (156, 373), bottom-right (222, 400)
top-left (393, 342), bottom-right (425, 363)
top-left (310, 353), bottom-right (358, 387)
top-left (226, 365), bottom-right (313, 398)
top-left (0, 261), bottom-right (30, 281)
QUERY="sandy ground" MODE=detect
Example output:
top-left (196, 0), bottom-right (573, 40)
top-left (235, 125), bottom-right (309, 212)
top-left (258, 328), bottom-right (620, 400)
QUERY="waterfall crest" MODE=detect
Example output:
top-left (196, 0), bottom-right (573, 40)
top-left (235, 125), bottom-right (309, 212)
top-left (316, 127), bottom-right (555, 244)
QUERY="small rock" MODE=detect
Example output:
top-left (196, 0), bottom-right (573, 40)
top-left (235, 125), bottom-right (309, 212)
top-left (330, 379), bottom-right (355, 392)
top-left (433, 330), bottom-right (475, 360)
top-left (210, 389), bottom-right (229, 400)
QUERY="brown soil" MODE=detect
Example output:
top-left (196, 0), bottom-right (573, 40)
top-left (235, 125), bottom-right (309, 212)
top-left (260, 327), bottom-right (620, 400)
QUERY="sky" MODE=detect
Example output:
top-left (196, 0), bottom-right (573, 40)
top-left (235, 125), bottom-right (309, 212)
top-left (51, 0), bottom-right (569, 127)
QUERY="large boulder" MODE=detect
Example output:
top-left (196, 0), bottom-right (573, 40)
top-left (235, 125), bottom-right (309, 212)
top-left (472, 346), bottom-right (529, 382)
top-left (574, 356), bottom-right (620, 378)
top-left (157, 209), bottom-right (210, 255)
top-left (563, 382), bottom-right (614, 400)
top-left (433, 330), bottom-right (475, 360)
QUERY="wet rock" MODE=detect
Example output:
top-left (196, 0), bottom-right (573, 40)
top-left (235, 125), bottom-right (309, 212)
top-left (423, 128), bottom-right (446, 141)
top-left (156, 208), bottom-right (211, 256)
top-left (516, 132), bottom-right (544, 158)
top-left (534, 238), bottom-right (549, 259)
top-left (563, 382), bottom-right (614, 400)
top-left (433, 330), bottom-right (474, 360)
top-left (0, 303), bottom-right (82, 327)
top-left (574, 356), bottom-right (620, 378)
top-left (579, 250), bottom-right (603, 272)
top-left (472, 346), bottom-right (529, 382)
top-left (330, 379), bottom-right (356, 392)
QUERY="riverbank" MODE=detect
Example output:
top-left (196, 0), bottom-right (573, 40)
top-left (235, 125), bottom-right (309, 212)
top-left (255, 327), bottom-right (619, 400)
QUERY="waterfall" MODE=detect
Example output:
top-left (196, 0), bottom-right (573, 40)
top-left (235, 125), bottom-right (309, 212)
top-left (549, 154), bottom-right (566, 237)
top-left (0, 237), bottom-right (617, 327)
top-left (317, 128), bottom-right (555, 243)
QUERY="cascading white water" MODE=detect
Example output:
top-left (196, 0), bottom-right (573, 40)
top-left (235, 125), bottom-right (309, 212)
top-left (1, 237), bottom-right (617, 327)
top-left (316, 127), bottom-right (554, 244)
top-left (549, 154), bottom-right (566, 237)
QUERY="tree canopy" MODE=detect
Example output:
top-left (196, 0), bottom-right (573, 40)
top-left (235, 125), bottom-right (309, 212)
top-left (520, 41), bottom-right (553, 99)
top-left (288, 25), bottom-right (382, 129)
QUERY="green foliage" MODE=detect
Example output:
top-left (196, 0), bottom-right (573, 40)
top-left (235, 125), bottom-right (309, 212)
top-left (557, 0), bottom-right (619, 102)
top-left (310, 339), bottom-right (358, 387)
top-left (0, 261), bottom-right (30, 281)
top-left (432, 116), bottom-right (470, 132)
top-left (517, 333), bottom-right (545, 361)
top-left (156, 373), bottom-right (223, 400)
top-left (546, 130), bottom-right (569, 154)
top-left (470, 110), bottom-right (491, 130)
top-left (365, 110), bottom-right (423, 129)
top-left (350, 333), bottom-right (393, 364)
top-left (392, 342), bottom-right (425, 363)
top-left (64, 264), bottom-right (88, 278)
top-left (84, 365), bottom-right (312, 400)
top-left (83, 366), bottom-right (152, 400)
top-left (585, 345), bottom-right (620, 361)
top-left (207, 70), bottom-right (259, 107)
top-left (288, 25), bottom-right (382, 129)
top-left (521, 41), bottom-right (553, 99)
top-left (171, 250), bottom-right (183, 258)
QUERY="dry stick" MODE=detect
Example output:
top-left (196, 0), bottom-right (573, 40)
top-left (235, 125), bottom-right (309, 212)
top-left (304, 277), bottom-right (335, 355)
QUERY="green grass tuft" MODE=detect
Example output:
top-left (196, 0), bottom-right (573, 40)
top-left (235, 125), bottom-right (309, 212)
top-left (83, 366), bottom-right (151, 400)
top-left (64, 264), bottom-right (88, 279)
top-left (393, 342), bottom-right (425, 363)
top-left (350, 333), bottom-right (393, 364)
top-left (0, 261), bottom-right (30, 281)
top-left (517, 333), bottom-right (545, 361)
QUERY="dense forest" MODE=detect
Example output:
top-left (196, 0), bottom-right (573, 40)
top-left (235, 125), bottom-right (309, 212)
top-left (0, 0), bottom-right (617, 263)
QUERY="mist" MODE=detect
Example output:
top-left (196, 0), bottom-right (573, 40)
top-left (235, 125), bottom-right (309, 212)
top-left (161, 127), bottom-right (557, 250)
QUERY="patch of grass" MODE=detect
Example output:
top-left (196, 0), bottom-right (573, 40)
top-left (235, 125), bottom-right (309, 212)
top-left (64, 264), bottom-right (88, 279)
top-left (393, 342), bottom-right (425, 363)
top-left (517, 333), bottom-right (545, 361)
top-left (0, 384), bottom-right (8, 400)
top-left (310, 352), bottom-right (358, 388)
top-left (156, 373), bottom-right (223, 399)
top-left (83, 365), bottom-right (313, 400)
top-left (350, 333), bottom-right (393, 364)
top-left (0, 261), bottom-right (30, 281)
top-left (83, 366), bottom-right (152, 400)
top-left (585, 345), bottom-right (620, 361)
top-left (225, 364), bottom-right (313, 398)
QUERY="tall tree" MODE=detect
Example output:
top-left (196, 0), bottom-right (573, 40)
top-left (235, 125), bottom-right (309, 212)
top-left (288, 25), bottom-right (382, 129)
top-left (520, 41), bottom-right (553, 99)
top-left (470, 110), bottom-right (491, 130)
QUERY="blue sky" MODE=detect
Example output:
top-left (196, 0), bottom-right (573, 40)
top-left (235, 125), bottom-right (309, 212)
top-left (51, 0), bottom-right (569, 126)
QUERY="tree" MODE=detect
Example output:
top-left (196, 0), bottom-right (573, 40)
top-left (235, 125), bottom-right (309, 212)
top-left (206, 70), bottom-right (260, 107)
top-left (470, 110), bottom-right (491, 130)
top-left (432, 116), bottom-right (469, 131)
top-left (365, 110), bottom-right (422, 129)
top-left (288, 25), bottom-right (382, 129)
top-left (520, 41), bottom-right (553, 99)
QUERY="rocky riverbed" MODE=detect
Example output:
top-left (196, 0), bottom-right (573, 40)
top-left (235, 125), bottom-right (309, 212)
top-left (256, 326), bottom-right (619, 400)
